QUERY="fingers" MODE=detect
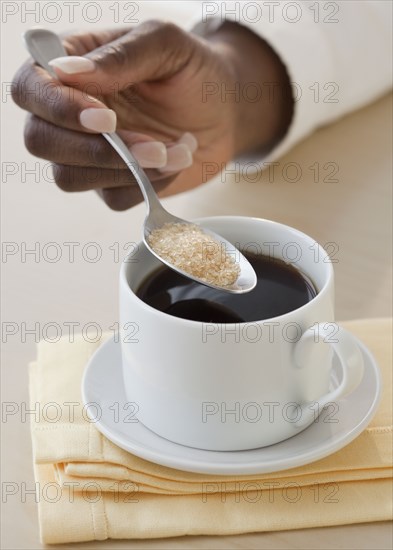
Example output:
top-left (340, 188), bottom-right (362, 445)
top-left (54, 161), bottom-right (182, 211)
top-left (24, 115), bottom-right (164, 168)
top-left (12, 28), bottom-right (134, 134)
top-left (24, 115), bottom-right (195, 174)
top-left (97, 179), bottom-right (173, 211)
top-left (12, 60), bottom-right (116, 134)
top-left (48, 21), bottom-right (195, 92)
top-left (24, 115), bottom-right (116, 166)
top-left (53, 163), bottom-right (175, 192)
top-left (61, 29), bottom-right (131, 56)
top-left (98, 187), bottom-right (140, 211)
top-left (119, 130), bottom-right (194, 171)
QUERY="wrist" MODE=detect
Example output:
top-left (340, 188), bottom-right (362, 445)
top-left (205, 21), bottom-right (294, 157)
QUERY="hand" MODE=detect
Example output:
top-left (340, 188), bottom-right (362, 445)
top-left (12, 21), bottom-right (292, 210)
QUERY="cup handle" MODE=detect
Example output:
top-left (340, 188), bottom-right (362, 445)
top-left (293, 323), bottom-right (364, 428)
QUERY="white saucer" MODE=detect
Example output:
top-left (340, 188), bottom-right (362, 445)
top-left (81, 335), bottom-right (381, 475)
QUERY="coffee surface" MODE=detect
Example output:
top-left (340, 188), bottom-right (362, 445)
top-left (136, 252), bottom-right (317, 323)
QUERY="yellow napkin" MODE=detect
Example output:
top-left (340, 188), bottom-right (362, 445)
top-left (30, 319), bottom-right (393, 544)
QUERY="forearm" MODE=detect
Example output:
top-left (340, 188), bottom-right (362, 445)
top-left (206, 21), bottom-right (294, 157)
top-left (200, 0), bottom-right (391, 161)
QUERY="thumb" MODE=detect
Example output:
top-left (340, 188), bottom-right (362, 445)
top-left (48, 21), bottom-right (194, 94)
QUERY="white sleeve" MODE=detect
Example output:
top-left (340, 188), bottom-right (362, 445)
top-left (192, 0), bottom-right (392, 160)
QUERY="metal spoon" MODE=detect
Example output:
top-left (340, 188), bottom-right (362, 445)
top-left (23, 28), bottom-right (257, 293)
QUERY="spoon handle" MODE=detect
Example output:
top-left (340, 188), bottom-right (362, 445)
top-left (23, 28), bottom-right (162, 215)
top-left (22, 28), bottom-right (63, 79)
top-left (101, 132), bottom-right (162, 212)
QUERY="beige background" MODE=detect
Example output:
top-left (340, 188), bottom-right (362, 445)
top-left (1, 2), bottom-right (392, 548)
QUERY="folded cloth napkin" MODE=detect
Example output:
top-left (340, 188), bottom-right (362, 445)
top-left (29, 318), bottom-right (393, 544)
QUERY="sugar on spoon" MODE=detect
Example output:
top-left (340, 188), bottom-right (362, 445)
top-left (23, 28), bottom-right (257, 293)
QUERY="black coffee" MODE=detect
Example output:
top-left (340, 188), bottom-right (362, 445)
top-left (136, 252), bottom-right (317, 323)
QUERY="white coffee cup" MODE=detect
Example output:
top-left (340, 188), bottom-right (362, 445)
top-left (119, 216), bottom-right (364, 451)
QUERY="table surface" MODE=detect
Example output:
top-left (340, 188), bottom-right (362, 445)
top-left (1, 10), bottom-right (392, 550)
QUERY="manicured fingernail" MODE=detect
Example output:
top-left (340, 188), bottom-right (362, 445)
top-left (160, 144), bottom-right (193, 173)
top-left (80, 108), bottom-right (116, 132)
top-left (178, 132), bottom-right (198, 153)
top-left (49, 56), bottom-right (95, 74)
top-left (130, 142), bottom-right (167, 168)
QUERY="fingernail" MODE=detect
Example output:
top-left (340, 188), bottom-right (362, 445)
top-left (80, 108), bottom-right (116, 133)
top-left (160, 144), bottom-right (193, 173)
top-left (178, 132), bottom-right (198, 153)
top-left (130, 142), bottom-right (167, 168)
top-left (49, 56), bottom-right (95, 74)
